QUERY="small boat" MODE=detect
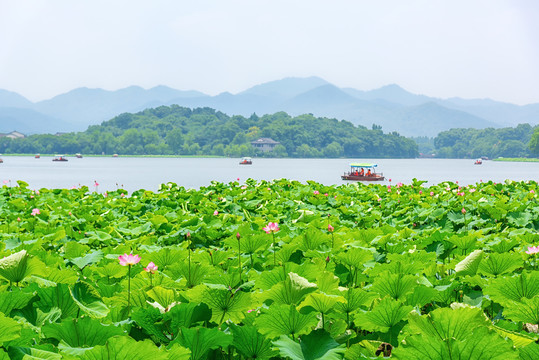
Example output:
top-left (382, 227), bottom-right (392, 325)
top-left (75, 153), bottom-right (83, 158)
top-left (113, 154), bottom-right (119, 157)
top-left (52, 155), bottom-right (68, 162)
top-left (474, 159), bottom-right (482, 165)
top-left (341, 163), bottom-right (385, 181)
top-left (35, 154), bottom-right (40, 159)
top-left (239, 157), bottom-right (252, 165)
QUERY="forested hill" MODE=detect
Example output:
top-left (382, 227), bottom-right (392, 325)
top-left (0, 105), bottom-right (418, 158)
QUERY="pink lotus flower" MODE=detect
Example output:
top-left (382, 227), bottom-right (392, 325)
top-left (526, 246), bottom-right (539, 255)
top-left (94, 181), bottom-right (99, 187)
top-left (17, 217), bottom-right (21, 222)
top-left (237, 178), bottom-right (240, 181)
top-left (247, 309), bottom-right (255, 313)
top-left (461, 208), bottom-right (466, 215)
top-left (263, 222), bottom-right (279, 234)
top-left (531, 190), bottom-right (535, 194)
top-left (2, 180), bottom-right (7, 184)
top-left (419, 190), bottom-right (423, 195)
top-left (313, 190), bottom-right (320, 195)
top-left (144, 261), bottom-right (158, 273)
top-left (119, 253), bottom-right (141, 266)
top-left (324, 193), bottom-right (328, 196)
top-left (430, 191), bottom-right (434, 196)
top-left (31, 208), bottom-right (40, 216)
top-left (328, 224), bottom-right (334, 232)
top-left (397, 182), bottom-right (403, 188)
top-left (213, 210), bottom-right (218, 215)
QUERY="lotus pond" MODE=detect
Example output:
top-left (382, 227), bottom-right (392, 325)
top-left (1, 178), bottom-right (539, 359)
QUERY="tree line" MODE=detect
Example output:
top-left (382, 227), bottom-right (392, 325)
top-left (433, 123), bottom-right (535, 158)
top-left (0, 105), bottom-right (419, 158)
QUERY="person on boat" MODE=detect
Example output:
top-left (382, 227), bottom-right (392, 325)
top-left (359, 168), bottom-right (365, 176)
top-left (354, 170), bottom-right (359, 176)
top-left (366, 169), bottom-right (372, 176)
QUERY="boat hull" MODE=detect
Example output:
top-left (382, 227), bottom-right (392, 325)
top-left (341, 174), bottom-right (385, 181)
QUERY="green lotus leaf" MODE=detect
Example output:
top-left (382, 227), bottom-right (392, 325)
top-left (262, 272), bottom-right (317, 306)
top-left (7, 346), bottom-right (62, 360)
top-left (164, 302), bottom-right (211, 331)
top-left (0, 311), bottom-right (22, 344)
top-left (491, 323), bottom-right (536, 348)
top-left (35, 283), bottom-right (79, 319)
top-left (256, 304), bottom-right (318, 339)
top-left (315, 271), bottom-right (340, 295)
top-left (406, 306), bottom-right (489, 341)
top-left (166, 344), bottom-right (191, 360)
top-left (229, 324), bottom-right (276, 360)
top-left (0, 250), bottom-right (47, 284)
top-left (335, 248), bottom-right (373, 269)
top-left (42, 317), bottom-right (124, 347)
top-left (394, 326), bottom-right (517, 360)
top-left (82, 231), bottom-right (113, 245)
top-left (171, 327), bottom-right (232, 360)
top-left (344, 340), bottom-right (387, 359)
top-left (371, 271), bottom-right (417, 301)
top-left (447, 234), bottom-right (478, 252)
top-left (131, 307), bottom-right (170, 343)
top-left (504, 297), bottom-right (539, 324)
top-left (298, 292), bottom-right (345, 315)
top-left (70, 282), bottom-right (109, 318)
top-left (201, 287), bottom-right (251, 324)
top-left (519, 343), bottom-right (539, 360)
top-left (63, 242), bottom-right (90, 259)
top-left (507, 211), bottom-right (532, 227)
top-left (147, 247), bottom-right (184, 272)
top-left (355, 297), bottom-right (412, 333)
top-left (485, 271), bottom-right (539, 305)
top-left (146, 286), bottom-right (176, 310)
top-left (335, 288), bottom-right (377, 315)
top-left (478, 252), bottom-right (523, 277)
top-left (405, 285), bottom-right (438, 307)
top-left (93, 262), bottom-right (127, 279)
top-left (69, 250), bottom-right (104, 270)
top-left (273, 329), bottom-right (346, 360)
top-left (46, 268), bottom-right (79, 285)
top-left (0, 287), bottom-right (35, 315)
top-left (79, 336), bottom-right (169, 360)
top-left (454, 250), bottom-right (483, 276)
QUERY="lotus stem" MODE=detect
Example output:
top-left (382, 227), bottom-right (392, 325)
top-left (272, 232), bottom-right (276, 267)
top-left (127, 264), bottom-right (132, 316)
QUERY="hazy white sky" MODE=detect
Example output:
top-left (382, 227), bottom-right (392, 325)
top-left (1, 0), bottom-right (538, 104)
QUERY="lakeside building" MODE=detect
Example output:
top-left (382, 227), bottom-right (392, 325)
top-left (251, 137), bottom-right (279, 152)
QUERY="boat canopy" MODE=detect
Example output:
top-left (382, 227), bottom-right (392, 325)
top-left (349, 163), bottom-right (377, 168)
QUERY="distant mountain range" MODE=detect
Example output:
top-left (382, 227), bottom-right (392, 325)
top-left (1, 77), bottom-right (538, 137)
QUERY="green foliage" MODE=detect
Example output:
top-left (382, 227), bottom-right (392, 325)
top-left (0, 106), bottom-right (418, 158)
top-left (434, 123), bottom-right (534, 158)
top-left (0, 178), bottom-right (538, 357)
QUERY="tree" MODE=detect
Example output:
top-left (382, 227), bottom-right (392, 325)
top-left (529, 127), bottom-right (539, 156)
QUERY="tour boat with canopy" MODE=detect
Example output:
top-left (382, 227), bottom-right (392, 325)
top-left (52, 155), bottom-right (68, 162)
top-left (239, 157), bottom-right (252, 165)
top-left (341, 163), bottom-right (385, 181)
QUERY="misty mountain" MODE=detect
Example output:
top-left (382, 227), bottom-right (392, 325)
top-left (0, 77), bottom-right (538, 137)
top-left (0, 107), bottom-right (73, 134)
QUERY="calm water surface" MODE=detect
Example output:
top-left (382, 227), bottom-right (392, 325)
top-left (1, 156), bottom-right (538, 193)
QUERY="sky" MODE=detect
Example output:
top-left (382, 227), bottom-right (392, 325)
top-left (1, 0), bottom-right (538, 105)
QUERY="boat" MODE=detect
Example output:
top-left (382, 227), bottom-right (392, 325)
top-left (35, 154), bottom-right (40, 159)
top-left (341, 163), bottom-right (385, 181)
top-left (474, 159), bottom-right (482, 165)
top-left (239, 157), bottom-right (252, 165)
top-left (76, 153), bottom-right (83, 158)
top-left (52, 155), bottom-right (68, 162)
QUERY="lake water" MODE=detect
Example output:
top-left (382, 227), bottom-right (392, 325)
top-left (0, 156), bottom-right (538, 193)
